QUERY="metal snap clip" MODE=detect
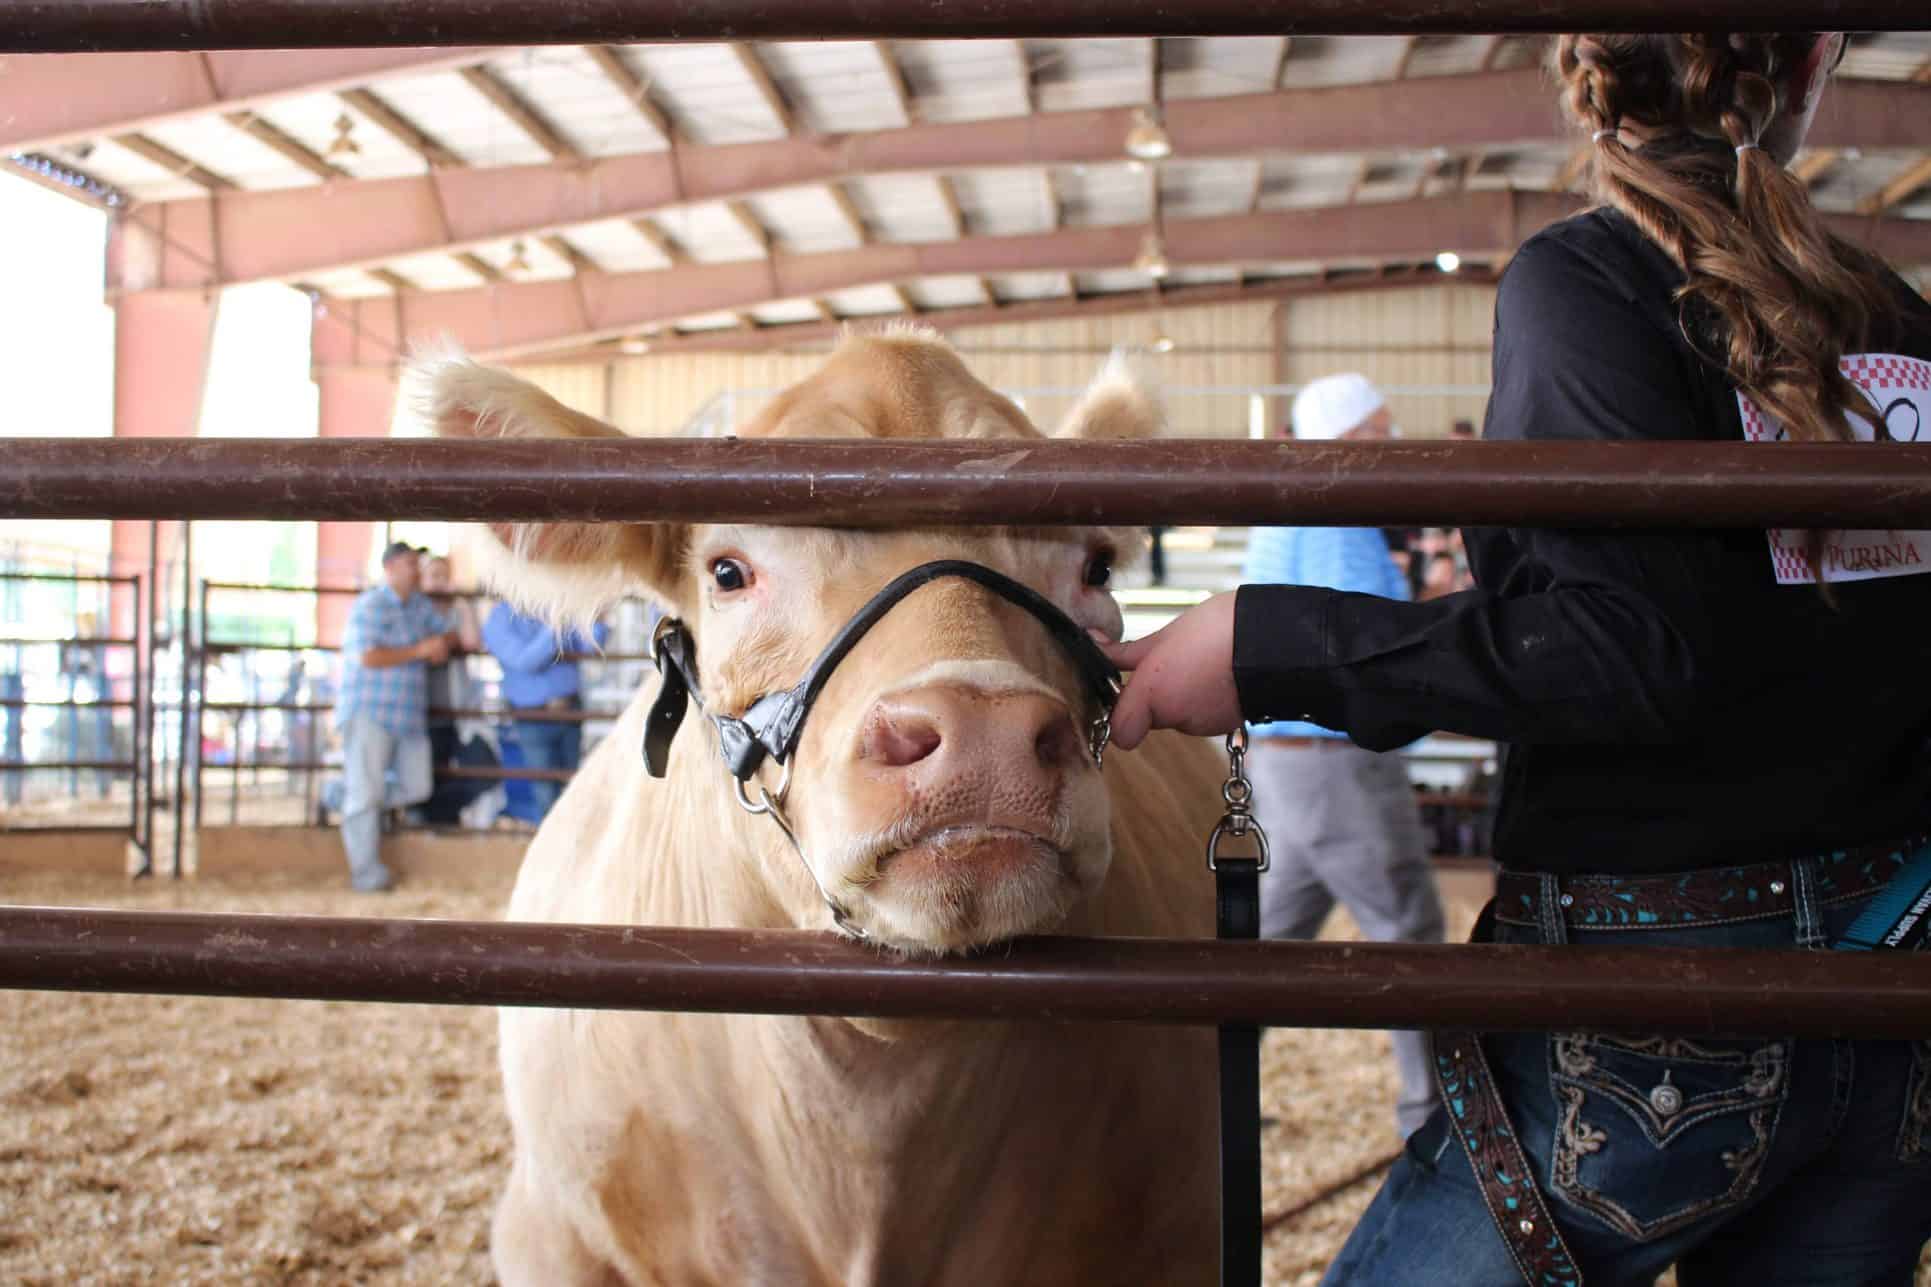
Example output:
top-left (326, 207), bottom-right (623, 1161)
top-left (1769, 879), bottom-right (1787, 896)
top-left (1558, 893), bottom-right (1575, 908)
top-left (1649, 1071), bottom-right (1683, 1117)
top-left (1518, 1219), bottom-right (1535, 1235)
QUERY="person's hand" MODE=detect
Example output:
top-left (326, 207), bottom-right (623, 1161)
top-left (1093, 591), bottom-right (1242, 751)
top-left (418, 636), bottom-right (451, 665)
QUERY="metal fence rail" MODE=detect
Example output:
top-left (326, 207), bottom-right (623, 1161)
top-left (5, 439), bottom-right (1931, 528)
top-left (0, 571), bottom-right (150, 854)
top-left (2, 906), bottom-right (1928, 1037)
top-left (3, 0), bottom-right (1924, 50)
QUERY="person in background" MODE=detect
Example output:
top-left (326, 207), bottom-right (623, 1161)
top-left (333, 541), bottom-right (459, 891)
top-left (0, 664), bottom-right (22, 806)
top-left (482, 603), bottom-right (607, 820)
top-left (418, 552), bottom-right (490, 826)
top-left (1383, 528), bottom-right (1419, 590)
top-left (61, 622), bottom-right (114, 798)
top-left (1418, 550), bottom-right (1461, 601)
top-left (1236, 372), bottom-right (1447, 1142)
top-left (1147, 525), bottom-right (1168, 587)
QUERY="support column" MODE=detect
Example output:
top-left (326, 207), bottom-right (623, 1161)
top-left (110, 289), bottom-right (220, 644)
top-left (313, 368), bottom-right (397, 646)
top-left (311, 301), bottom-right (402, 646)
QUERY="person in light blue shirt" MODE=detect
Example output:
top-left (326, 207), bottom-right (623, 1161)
top-left (483, 603), bottom-right (607, 820)
top-left (1242, 373), bottom-right (1446, 1141)
top-left (335, 542), bottom-right (457, 892)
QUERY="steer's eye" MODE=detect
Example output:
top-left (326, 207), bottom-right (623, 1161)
top-left (711, 558), bottom-right (751, 593)
top-left (1083, 550), bottom-right (1114, 588)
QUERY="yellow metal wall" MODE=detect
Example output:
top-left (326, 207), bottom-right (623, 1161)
top-left (1280, 283), bottom-right (1497, 437)
top-left (510, 285), bottom-right (1498, 443)
top-left (512, 301), bottom-right (1279, 441)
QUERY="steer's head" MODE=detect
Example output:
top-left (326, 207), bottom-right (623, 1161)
top-left (425, 331), bottom-right (1162, 955)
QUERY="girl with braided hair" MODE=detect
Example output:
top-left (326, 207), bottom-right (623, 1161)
top-left (1101, 31), bottom-right (1931, 1285)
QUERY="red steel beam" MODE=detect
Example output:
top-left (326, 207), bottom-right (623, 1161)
top-left (291, 191), bottom-right (1931, 367)
top-left (3, 1), bottom-right (1925, 51)
top-left (0, 47), bottom-right (489, 153)
top-left (102, 72), bottom-right (1927, 292)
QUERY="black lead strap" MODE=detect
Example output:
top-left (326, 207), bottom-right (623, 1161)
top-left (1210, 730), bottom-right (1267, 1287)
top-left (1217, 860), bottom-right (1263, 1286)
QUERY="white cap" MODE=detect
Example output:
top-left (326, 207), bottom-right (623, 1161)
top-left (1291, 373), bottom-right (1386, 441)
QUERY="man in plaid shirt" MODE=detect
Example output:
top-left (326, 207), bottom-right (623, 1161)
top-left (334, 542), bottom-right (459, 891)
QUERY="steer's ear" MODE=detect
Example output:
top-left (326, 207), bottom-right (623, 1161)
top-left (412, 351), bottom-right (686, 625)
top-left (1052, 349), bottom-right (1164, 441)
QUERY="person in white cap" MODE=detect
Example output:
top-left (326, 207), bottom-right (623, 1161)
top-left (1237, 372), bottom-right (1446, 1142)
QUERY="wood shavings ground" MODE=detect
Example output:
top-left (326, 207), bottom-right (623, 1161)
top-left (0, 867), bottom-right (1923, 1284)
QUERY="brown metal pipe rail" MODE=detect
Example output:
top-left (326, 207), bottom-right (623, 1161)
top-left (0, 635), bottom-right (138, 648)
top-left (7, 439), bottom-right (1931, 529)
top-left (3, 0), bottom-right (1924, 51)
top-left (202, 701), bottom-right (618, 722)
top-left (0, 698), bottom-right (139, 709)
top-left (0, 907), bottom-right (1927, 1038)
top-left (193, 757), bottom-right (573, 783)
top-left (0, 571), bottom-right (140, 585)
top-left (198, 640), bottom-right (651, 660)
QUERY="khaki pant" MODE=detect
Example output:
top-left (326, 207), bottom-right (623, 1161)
top-left (1246, 738), bottom-right (1447, 1138)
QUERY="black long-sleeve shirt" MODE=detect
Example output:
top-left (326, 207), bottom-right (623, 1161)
top-left (1235, 210), bottom-right (1931, 876)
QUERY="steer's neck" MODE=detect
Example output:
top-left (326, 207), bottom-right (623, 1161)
top-left (743, 1009), bottom-right (1211, 1285)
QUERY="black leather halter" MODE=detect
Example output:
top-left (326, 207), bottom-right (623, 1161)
top-left (645, 559), bottom-right (1121, 786)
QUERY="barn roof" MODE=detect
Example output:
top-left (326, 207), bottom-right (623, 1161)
top-left (5, 34), bottom-right (1927, 360)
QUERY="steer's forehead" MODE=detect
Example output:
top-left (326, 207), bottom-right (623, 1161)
top-left (745, 332), bottom-right (1038, 443)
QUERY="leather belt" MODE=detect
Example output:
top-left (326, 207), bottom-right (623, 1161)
top-left (1495, 836), bottom-right (1922, 932)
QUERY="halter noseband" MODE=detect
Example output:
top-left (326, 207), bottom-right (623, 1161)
top-left (642, 559), bottom-right (1123, 938)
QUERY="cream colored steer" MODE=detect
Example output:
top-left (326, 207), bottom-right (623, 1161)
top-left (425, 331), bottom-right (1226, 1286)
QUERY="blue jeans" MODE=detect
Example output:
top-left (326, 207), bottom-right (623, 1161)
top-left (1324, 886), bottom-right (1931, 1285)
top-left (338, 717), bottom-right (432, 891)
top-left (515, 716), bottom-right (580, 820)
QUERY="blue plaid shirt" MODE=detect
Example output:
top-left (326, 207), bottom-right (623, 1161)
top-left (335, 586), bottom-right (449, 736)
top-left (1242, 525), bottom-right (1409, 741)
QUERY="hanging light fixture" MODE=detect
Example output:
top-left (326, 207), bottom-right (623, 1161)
top-left (325, 112), bottom-right (361, 160)
top-left (620, 336), bottom-right (651, 355)
top-left (1124, 107), bottom-right (1173, 162)
top-left (1435, 250), bottom-right (1463, 274)
top-left (507, 239), bottom-right (533, 276)
top-left (1132, 231), bottom-right (1171, 280)
top-left (1151, 333), bottom-right (1177, 354)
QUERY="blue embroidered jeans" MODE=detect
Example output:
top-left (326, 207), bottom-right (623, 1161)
top-left (1323, 884), bottom-right (1931, 1286)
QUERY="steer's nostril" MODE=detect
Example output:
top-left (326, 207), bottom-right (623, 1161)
top-left (1033, 713), bottom-right (1085, 769)
top-left (865, 714), bottom-right (943, 769)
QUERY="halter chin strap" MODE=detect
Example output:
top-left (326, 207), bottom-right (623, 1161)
top-left (642, 559), bottom-right (1123, 939)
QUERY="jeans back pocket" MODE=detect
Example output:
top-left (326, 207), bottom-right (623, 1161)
top-left (1549, 1032), bottom-right (1790, 1243)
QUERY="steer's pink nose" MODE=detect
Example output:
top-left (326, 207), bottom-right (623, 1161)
top-left (858, 686), bottom-right (1085, 776)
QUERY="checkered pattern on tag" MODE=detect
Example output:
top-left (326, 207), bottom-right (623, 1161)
top-left (1738, 353), bottom-right (1931, 586)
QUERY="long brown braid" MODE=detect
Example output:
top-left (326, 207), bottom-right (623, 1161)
top-left (1554, 35), bottom-right (1904, 584)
